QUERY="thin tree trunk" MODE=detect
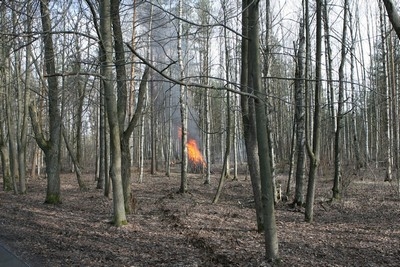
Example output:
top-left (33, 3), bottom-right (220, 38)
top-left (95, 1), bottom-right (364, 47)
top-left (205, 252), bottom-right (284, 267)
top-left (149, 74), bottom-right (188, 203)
top-left (150, 77), bottom-right (157, 175)
top-left (212, 140), bottom-right (230, 203)
top-left (379, 1), bottom-right (393, 182)
top-left (97, 85), bottom-right (105, 189)
top-left (332, 0), bottom-right (348, 200)
top-left (286, 113), bottom-right (296, 196)
top-left (222, 0), bottom-right (231, 180)
top-left (305, 0), bottom-right (323, 223)
top-left (62, 127), bottom-right (85, 190)
top-left (349, 9), bottom-right (362, 170)
top-left (198, 1), bottom-right (211, 184)
top-left (178, 0), bottom-right (188, 194)
top-left (323, 0), bottom-right (336, 163)
top-left (213, 0), bottom-right (232, 199)
top-left (0, 109), bottom-right (11, 191)
top-left (138, 1), bottom-right (153, 184)
top-left (6, 62), bottom-right (19, 194)
top-left (17, 1), bottom-right (33, 194)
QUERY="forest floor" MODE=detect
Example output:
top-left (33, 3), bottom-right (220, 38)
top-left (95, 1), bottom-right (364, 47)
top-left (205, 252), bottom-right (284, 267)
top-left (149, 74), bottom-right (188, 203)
top-left (0, 166), bottom-right (400, 267)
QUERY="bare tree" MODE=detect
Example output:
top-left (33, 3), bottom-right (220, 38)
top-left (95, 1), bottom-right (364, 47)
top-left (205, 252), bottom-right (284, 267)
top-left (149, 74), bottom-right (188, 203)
top-left (0, 1), bottom-right (12, 191)
top-left (213, 0), bottom-right (233, 203)
top-left (332, 0), bottom-right (349, 200)
top-left (99, 0), bottom-right (127, 225)
top-left (29, 0), bottom-right (63, 204)
top-left (305, 0), bottom-right (323, 223)
top-left (17, 0), bottom-right (33, 194)
top-left (379, 0), bottom-right (393, 182)
top-left (249, 0), bottom-right (279, 260)
top-left (178, 0), bottom-right (189, 194)
top-left (293, 19), bottom-right (306, 207)
top-left (240, 0), bottom-right (263, 232)
top-left (111, 0), bottom-right (149, 214)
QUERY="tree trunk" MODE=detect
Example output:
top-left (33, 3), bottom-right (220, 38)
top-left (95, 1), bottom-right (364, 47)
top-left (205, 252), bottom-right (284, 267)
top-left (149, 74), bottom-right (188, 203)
top-left (100, 0), bottom-right (127, 226)
top-left (379, 1), bottom-right (393, 182)
top-left (16, 1), bottom-right (33, 194)
top-left (97, 78), bottom-right (106, 190)
top-left (61, 127), bottom-right (85, 190)
top-left (0, 122), bottom-right (11, 191)
top-left (0, 2), bottom-right (11, 191)
top-left (305, 0), bottom-right (323, 223)
top-left (349, 8), bottom-right (362, 170)
top-left (240, 0), bottom-right (263, 232)
top-left (6, 60), bottom-right (19, 194)
top-left (293, 20), bottom-right (306, 207)
top-left (323, 0), bottom-right (336, 164)
top-left (177, 0), bottom-right (188, 194)
top-left (382, 0), bottom-right (400, 40)
top-left (112, 0), bottom-right (149, 214)
top-left (249, 0), bottom-right (279, 260)
top-left (332, 0), bottom-right (348, 200)
top-left (241, 103), bottom-right (264, 231)
top-left (29, 0), bottom-right (63, 204)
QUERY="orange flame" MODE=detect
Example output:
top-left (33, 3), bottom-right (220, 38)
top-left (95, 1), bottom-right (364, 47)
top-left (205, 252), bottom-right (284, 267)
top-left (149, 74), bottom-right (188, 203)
top-left (187, 139), bottom-right (206, 167)
top-left (178, 127), bottom-right (206, 167)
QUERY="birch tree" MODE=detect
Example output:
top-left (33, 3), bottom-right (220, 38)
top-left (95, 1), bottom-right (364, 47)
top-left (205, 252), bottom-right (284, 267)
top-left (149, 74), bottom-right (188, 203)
top-left (379, 1), bottom-right (392, 182)
top-left (178, 0), bottom-right (189, 193)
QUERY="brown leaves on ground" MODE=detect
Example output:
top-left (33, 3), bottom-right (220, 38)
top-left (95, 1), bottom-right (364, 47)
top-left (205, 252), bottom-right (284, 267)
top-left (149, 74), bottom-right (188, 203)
top-left (0, 168), bottom-right (399, 266)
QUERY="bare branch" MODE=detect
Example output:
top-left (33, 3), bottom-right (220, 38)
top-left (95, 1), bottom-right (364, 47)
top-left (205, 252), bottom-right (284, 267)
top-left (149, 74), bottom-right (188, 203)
top-left (125, 42), bottom-right (258, 100)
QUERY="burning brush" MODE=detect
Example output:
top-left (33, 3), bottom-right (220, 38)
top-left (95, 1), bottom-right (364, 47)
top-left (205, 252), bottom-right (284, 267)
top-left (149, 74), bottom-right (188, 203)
top-left (178, 127), bottom-right (207, 173)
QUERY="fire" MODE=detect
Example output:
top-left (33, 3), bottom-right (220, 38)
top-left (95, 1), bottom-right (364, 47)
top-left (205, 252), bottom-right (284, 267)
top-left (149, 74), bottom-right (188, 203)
top-left (187, 139), bottom-right (206, 167)
top-left (177, 127), bottom-right (206, 169)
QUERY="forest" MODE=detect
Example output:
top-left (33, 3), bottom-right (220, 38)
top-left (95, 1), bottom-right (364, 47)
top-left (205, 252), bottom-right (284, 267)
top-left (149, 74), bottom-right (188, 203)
top-left (0, 0), bottom-right (400, 266)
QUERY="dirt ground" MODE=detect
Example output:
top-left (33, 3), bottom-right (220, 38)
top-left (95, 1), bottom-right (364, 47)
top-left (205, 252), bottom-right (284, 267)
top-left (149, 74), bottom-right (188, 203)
top-left (0, 166), bottom-right (399, 267)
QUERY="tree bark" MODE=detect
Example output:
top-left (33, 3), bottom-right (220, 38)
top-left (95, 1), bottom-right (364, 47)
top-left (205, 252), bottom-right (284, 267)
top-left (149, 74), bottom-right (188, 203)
top-left (61, 127), bottom-right (85, 190)
top-left (323, 0), bottom-right (336, 164)
top-left (249, 0), bottom-right (279, 260)
top-left (99, 0), bottom-right (127, 226)
top-left (382, 0), bottom-right (400, 40)
top-left (305, 0), bottom-right (323, 223)
top-left (0, 2), bottom-right (11, 191)
top-left (18, 1), bottom-right (33, 194)
top-left (177, 0), bottom-right (188, 194)
top-left (240, 0), bottom-right (263, 233)
top-left (293, 20), bottom-right (306, 207)
top-left (111, 0), bottom-right (149, 214)
top-left (379, 1), bottom-right (393, 182)
top-left (29, 0), bottom-right (63, 204)
top-left (332, 0), bottom-right (348, 200)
